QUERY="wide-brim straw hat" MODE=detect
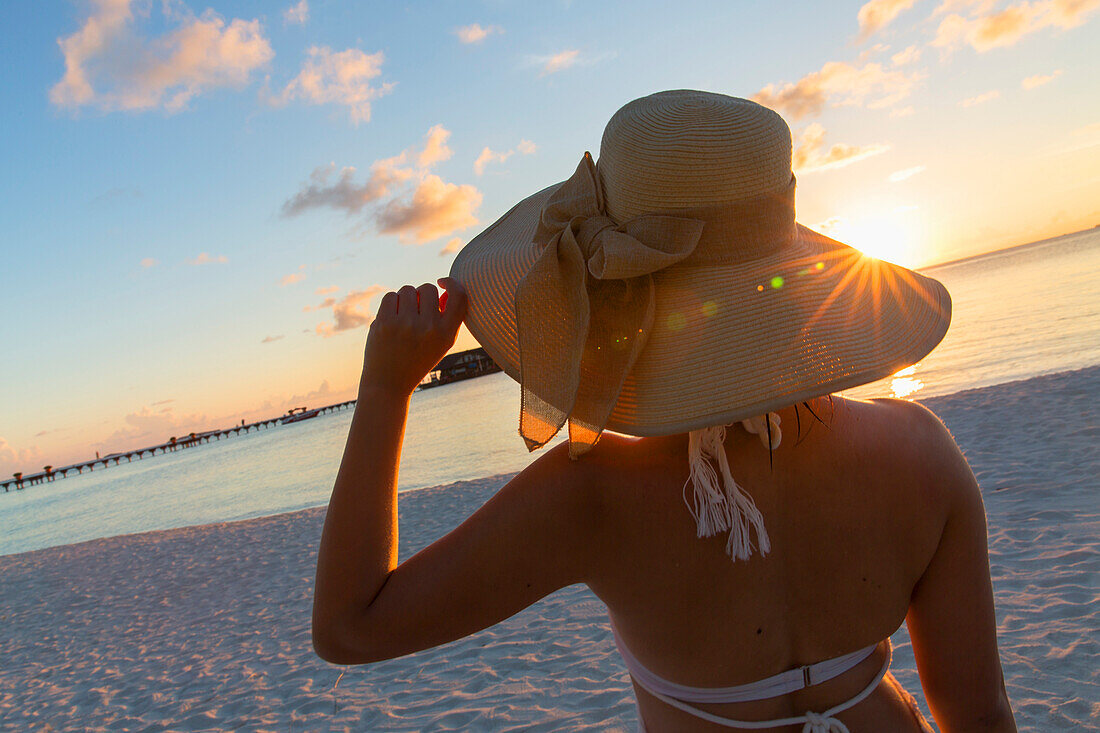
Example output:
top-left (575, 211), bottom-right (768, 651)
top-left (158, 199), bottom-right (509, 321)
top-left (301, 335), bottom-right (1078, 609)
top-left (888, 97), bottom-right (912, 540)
top-left (450, 90), bottom-right (950, 458)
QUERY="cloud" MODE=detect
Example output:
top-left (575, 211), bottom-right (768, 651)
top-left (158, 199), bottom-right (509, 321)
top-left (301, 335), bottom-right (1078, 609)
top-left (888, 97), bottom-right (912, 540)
top-left (187, 252), bottom-right (228, 265)
top-left (474, 147), bottom-right (512, 175)
top-left (284, 126), bottom-right (482, 243)
top-left (889, 105), bottom-right (915, 117)
top-left (140, 257), bottom-right (158, 268)
top-left (50, 0), bottom-right (272, 112)
top-left (282, 161), bottom-right (413, 217)
top-left (857, 0), bottom-right (921, 40)
top-left (933, 0), bottom-right (1099, 52)
top-left (261, 334), bottom-right (284, 343)
top-left (970, 3), bottom-right (1049, 49)
top-left (454, 23), bottom-right (502, 43)
top-left (377, 175), bottom-right (482, 243)
top-left (417, 124), bottom-right (453, 167)
top-left (315, 285), bottom-right (339, 295)
top-left (1022, 69), bottom-right (1063, 88)
top-left (752, 60), bottom-right (920, 119)
top-left (280, 271), bottom-right (306, 286)
top-left (315, 286), bottom-right (387, 337)
top-left (267, 46), bottom-right (391, 124)
top-left (91, 404), bottom-right (213, 455)
top-left (283, 0), bottom-right (309, 25)
top-left (440, 237), bottom-right (464, 256)
top-left (473, 138), bottom-right (536, 175)
top-left (959, 89), bottom-right (1000, 106)
top-left (891, 45), bottom-right (922, 65)
top-left (303, 297), bottom-right (336, 312)
top-left (282, 125), bottom-right (454, 217)
top-left (792, 124), bottom-right (890, 174)
top-left (0, 437), bottom-right (45, 476)
top-left (536, 49), bottom-right (580, 75)
top-left (888, 165), bottom-right (927, 182)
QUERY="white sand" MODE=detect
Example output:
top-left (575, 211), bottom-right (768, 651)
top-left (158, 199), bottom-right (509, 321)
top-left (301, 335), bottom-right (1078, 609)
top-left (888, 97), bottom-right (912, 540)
top-left (1, 367), bottom-right (1097, 731)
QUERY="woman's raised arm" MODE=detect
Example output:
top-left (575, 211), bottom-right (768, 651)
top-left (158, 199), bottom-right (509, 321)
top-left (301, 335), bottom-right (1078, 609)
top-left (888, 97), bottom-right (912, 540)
top-left (311, 279), bottom-right (600, 665)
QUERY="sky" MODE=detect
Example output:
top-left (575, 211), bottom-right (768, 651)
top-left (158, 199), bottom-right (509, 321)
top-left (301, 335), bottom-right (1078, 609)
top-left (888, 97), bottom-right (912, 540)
top-left (1, 0), bottom-right (1098, 476)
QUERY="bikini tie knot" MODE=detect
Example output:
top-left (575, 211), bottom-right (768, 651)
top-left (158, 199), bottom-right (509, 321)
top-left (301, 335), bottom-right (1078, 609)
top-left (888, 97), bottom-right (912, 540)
top-left (802, 711), bottom-right (851, 733)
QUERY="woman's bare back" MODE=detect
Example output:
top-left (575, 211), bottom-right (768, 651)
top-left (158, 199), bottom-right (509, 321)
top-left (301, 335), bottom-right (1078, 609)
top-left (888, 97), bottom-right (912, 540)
top-left (575, 395), bottom-right (1005, 731)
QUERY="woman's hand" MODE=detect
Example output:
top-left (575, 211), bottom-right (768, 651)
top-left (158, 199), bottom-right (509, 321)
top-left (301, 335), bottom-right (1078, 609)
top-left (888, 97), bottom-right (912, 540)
top-left (361, 278), bottom-right (467, 396)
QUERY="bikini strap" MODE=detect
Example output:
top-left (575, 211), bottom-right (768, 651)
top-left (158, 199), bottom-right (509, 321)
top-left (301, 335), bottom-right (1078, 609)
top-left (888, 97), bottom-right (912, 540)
top-left (612, 621), bottom-right (878, 704)
top-left (628, 640), bottom-right (892, 732)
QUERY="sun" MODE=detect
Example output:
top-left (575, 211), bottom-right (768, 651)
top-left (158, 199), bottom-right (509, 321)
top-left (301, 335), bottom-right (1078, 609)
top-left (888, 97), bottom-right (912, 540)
top-left (816, 207), bottom-right (923, 268)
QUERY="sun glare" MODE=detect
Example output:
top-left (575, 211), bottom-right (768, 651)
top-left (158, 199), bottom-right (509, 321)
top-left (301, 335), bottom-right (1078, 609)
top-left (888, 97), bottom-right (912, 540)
top-left (817, 207), bottom-right (923, 268)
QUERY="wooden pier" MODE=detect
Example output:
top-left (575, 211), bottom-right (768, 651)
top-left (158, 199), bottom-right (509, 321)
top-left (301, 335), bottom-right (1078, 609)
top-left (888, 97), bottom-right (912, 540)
top-left (2, 400), bottom-right (357, 493)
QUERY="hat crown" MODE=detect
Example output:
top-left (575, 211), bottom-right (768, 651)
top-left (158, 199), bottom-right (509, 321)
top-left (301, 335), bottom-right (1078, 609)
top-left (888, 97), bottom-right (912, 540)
top-left (598, 91), bottom-right (793, 222)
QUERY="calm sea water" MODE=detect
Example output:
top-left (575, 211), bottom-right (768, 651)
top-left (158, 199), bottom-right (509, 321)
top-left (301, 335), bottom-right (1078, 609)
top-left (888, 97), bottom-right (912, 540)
top-left (3, 229), bottom-right (1098, 556)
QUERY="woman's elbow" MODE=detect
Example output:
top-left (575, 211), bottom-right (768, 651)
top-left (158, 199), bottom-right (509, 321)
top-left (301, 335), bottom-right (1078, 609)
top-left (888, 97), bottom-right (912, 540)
top-left (311, 611), bottom-right (373, 665)
top-left (937, 690), bottom-right (1016, 733)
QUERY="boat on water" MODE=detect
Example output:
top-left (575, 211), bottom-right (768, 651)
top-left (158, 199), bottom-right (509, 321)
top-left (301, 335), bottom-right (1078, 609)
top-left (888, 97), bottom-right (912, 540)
top-left (282, 406), bottom-right (321, 425)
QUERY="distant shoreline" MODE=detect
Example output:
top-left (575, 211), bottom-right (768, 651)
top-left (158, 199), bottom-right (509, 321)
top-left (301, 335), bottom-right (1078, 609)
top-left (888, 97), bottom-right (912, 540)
top-left (919, 224), bottom-right (1095, 270)
top-left (4, 364), bottom-right (1096, 560)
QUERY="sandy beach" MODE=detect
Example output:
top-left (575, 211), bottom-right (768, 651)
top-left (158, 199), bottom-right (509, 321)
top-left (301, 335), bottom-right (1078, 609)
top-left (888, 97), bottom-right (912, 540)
top-left (1, 367), bottom-right (1097, 732)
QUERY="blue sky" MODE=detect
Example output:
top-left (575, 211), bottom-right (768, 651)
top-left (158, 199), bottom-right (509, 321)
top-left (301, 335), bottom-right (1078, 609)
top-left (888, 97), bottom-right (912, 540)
top-left (1, 0), bottom-right (1098, 474)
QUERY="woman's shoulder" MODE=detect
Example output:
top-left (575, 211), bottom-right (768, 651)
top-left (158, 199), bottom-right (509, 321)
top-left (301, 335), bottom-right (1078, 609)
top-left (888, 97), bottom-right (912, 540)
top-left (832, 395), bottom-right (978, 504)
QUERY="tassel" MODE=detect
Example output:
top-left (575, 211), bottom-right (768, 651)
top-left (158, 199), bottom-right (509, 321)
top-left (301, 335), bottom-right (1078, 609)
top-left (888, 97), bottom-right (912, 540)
top-left (683, 423), bottom-right (772, 562)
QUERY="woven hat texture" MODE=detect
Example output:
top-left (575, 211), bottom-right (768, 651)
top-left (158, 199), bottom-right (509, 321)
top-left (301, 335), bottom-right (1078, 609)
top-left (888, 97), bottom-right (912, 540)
top-left (450, 90), bottom-right (950, 456)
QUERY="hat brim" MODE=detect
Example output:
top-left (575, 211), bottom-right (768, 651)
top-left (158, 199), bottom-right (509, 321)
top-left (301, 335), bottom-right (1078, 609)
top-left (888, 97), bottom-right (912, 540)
top-left (451, 182), bottom-right (951, 437)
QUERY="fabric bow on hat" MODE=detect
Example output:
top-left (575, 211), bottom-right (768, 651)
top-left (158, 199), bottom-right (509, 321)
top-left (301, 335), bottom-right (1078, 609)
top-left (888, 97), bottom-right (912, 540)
top-left (514, 153), bottom-right (706, 458)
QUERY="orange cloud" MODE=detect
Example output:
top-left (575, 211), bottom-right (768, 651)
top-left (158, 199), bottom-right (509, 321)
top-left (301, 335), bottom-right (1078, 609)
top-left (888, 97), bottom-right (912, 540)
top-left (91, 404), bottom-right (214, 455)
top-left (473, 138), bottom-right (536, 175)
top-left (261, 334), bottom-right (284, 343)
top-left (50, 0), bottom-right (272, 112)
top-left (857, 0), bottom-right (921, 40)
top-left (268, 46), bottom-right (391, 124)
top-left (282, 125), bottom-right (455, 216)
top-left (282, 161), bottom-right (413, 216)
top-left (303, 297), bottom-right (336, 312)
top-left (752, 60), bottom-right (920, 119)
top-left (377, 174), bottom-right (482, 243)
top-left (140, 257), bottom-right (158, 268)
top-left (1022, 69), bottom-right (1063, 88)
top-left (454, 23), bottom-right (502, 43)
top-left (284, 126), bottom-right (481, 243)
top-left (792, 124), bottom-right (890, 174)
top-left (440, 237), bottom-right (464, 256)
top-left (891, 45), bottom-right (922, 65)
top-left (958, 89), bottom-right (1000, 106)
top-left (888, 165), bottom-right (927, 182)
top-left (283, 0), bottom-right (309, 26)
top-left (315, 286), bottom-right (387, 337)
top-left (537, 50), bottom-right (580, 75)
top-left (933, 0), bottom-right (1099, 52)
top-left (0, 437), bottom-right (45, 476)
top-left (417, 124), bottom-right (453, 167)
top-left (280, 271), bottom-right (306, 286)
top-left (315, 285), bottom-right (339, 295)
top-left (187, 252), bottom-right (228, 265)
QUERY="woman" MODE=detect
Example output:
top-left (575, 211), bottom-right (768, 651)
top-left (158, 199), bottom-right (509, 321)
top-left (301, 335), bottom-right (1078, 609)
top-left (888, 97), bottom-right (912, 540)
top-left (313, 91), bottom-right (1016, 731)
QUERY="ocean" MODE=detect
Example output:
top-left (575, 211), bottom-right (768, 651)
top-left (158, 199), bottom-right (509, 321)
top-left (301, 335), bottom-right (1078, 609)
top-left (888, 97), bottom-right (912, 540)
top-left (3, 228), bottom-right (1098, 556)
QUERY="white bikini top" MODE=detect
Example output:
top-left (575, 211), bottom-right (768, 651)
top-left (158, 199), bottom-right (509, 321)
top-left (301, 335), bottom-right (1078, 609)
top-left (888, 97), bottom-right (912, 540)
top-left (611, 620), bottom-right (891, 733)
